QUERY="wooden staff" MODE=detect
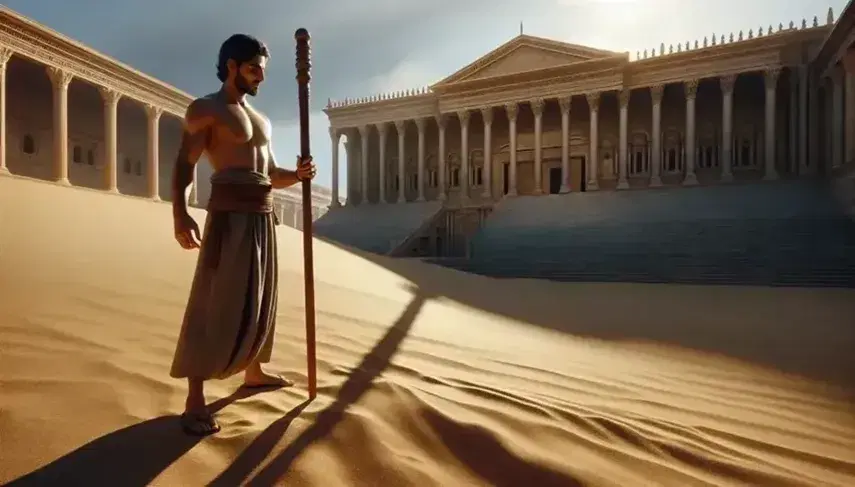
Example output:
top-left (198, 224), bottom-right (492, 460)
top-left (295, 28), bottom-right (317, 399)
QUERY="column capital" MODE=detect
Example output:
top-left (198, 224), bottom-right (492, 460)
top-left (98, 86), bottom-right (122, 106)
top-left (434, 112), bottom-right (447, 128)
top-left (374, 122), bottom-right (387, 136)
top-left (505, 102), bottom-right (519, 121)
top-left (618, 89), bottom-right (630, 109)
top-left (145, 104), bottom-right (163, 121)
top-left (357, 124), bottom-right (370, 137)
top-left (719, 74), bottom-right (737, 94)
top-left (394, 120), bottom-right (406, 133)
top-left (585, 92), bottom-right (600, 111)
top-left (414, 117), bottom-right (427, 131)
top-left (0, 47), bottom-right (12, 70)
top-left (558, 96), bottom-right (571, 114)
top-left (530, 98), bottom-right (545, 116)
top-left (650, 84), bottom-right (664, 104)
top-left (480, 106), bottom-right (494, 124)
top-left (684, 79), bottom-right (699, 100)
top-left (46, 66), bottom-right (73, 90)
top-left (329, 125), bottom-right (341, 140)
top-left (764, 68), bottom-right (781, 88)
top-left (457, 109), bottom-right (470, 125)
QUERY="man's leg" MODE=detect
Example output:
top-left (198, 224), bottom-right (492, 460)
top-left (181, 377), bottom-right (220, 435)
top-left (243, 358), bottom-right (293, 388)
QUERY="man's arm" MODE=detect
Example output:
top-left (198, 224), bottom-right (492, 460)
top-left (172, 100), bottom-right (211, 216)
top-left (267, 147), bottom-right (301, 189)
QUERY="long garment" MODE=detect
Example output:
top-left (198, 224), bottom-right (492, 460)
top-left (170, 169), bottom-right (279, 380)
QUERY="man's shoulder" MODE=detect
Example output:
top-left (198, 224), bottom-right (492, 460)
top-left (185, 95), bottom-right (220, 121)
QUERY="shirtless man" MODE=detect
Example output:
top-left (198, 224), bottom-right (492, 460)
top-left (169, 33), bottom-right (316, 435)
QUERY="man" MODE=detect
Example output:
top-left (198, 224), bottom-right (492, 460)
top-left (169, 33), bottom-right (316, 435)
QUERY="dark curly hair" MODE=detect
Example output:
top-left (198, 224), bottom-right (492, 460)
top-left (216, 34), bottom-right (270, 82)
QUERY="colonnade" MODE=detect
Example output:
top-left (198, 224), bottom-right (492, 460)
top-left (329, 68), bottom-right (815, 207)
top-left (0, 48), bottom-right (198, 204)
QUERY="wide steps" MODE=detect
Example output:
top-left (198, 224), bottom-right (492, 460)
top-left (314, 201), bottom-right (442, 254)
top-left (429, 182), bottom-right (855, 287)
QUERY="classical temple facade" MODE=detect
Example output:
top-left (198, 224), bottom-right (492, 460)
top-left (324, 7), bottom-right (855, 210)
top-left (0, 6), bottom-right (331, 226)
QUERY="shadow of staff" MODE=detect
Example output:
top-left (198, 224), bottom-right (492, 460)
top-left (5, 388), bottom-right (268, 487)
top-left (212, 284), bottom-right (429, 486)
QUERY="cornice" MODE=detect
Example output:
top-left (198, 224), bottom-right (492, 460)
top-left (434, 55), bottom-right (627, 95)
top-left (0, 7), bottom-right (193, 117)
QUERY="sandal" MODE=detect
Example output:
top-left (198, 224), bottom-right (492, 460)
top-left (180, 411), bottom-right (221, 436)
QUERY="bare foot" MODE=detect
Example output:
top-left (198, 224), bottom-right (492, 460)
top-left (242, 368), bottom-right (294, 389)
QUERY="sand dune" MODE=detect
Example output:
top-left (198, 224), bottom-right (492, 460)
top-left (2, 175), bottom-right (855, 486)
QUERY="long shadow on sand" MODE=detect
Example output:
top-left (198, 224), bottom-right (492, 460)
top-left (315, 237), bottom-right (855, 391)
top-left (208, 285), bottom-right (429, 486)
top-left (5, 388), bottom-right (271, 487)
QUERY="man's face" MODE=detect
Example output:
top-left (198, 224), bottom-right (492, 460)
top-left (233, 54), bottom-right (267, 96)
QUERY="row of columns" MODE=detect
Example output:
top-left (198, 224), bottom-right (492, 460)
top-left (330, 68), bottom-right (791, 206)
top-left (0, 49), bottom-right (198, 205)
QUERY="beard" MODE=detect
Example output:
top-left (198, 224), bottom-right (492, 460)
top-left (236, 74), bottom-right (259, 96)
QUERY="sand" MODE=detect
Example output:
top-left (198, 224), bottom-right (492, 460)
top-left (1, 175), bottom-right (855, 487)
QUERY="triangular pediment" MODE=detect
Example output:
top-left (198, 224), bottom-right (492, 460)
top-left (433, 35), bottom-right (621, 87)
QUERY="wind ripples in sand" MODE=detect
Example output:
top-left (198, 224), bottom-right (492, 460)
top-left (2, 178), bottom-right (855, 486)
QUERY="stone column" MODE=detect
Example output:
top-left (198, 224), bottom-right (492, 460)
top-left (808, 73), bottom-right (820, 175)
top-left (359, 125), bottom-right (370, 203)
top-left (845, 68), bottom-right (855, 165)
top-left (764, 68), bottom-right (780, 180)
top-left (505, 103), bottom-right (519, 196)
top-left (586, 92), bottom-right (600, 190)
top-left (481, 107), bottom-right (493, 199)
top-left (650, 85), bottom-right (663, 187)
top-left (329, 127), bottom-right (341, 207)
top-left (435, 114), bottom-right (447, 201)
top-left (376, 123), bottom-right (387, 203)
top-left (531, 98), bottom-right (545, 194)
top-left (684, 79), bottom-right (699, 185)
top-left (191, 164), bottom-right (199, 206)
top-left (720, 75), bottom-right (735, 182)
top-left (788, 70), bottom-right (798, 174)
top-left (617, 89), bottom-right (630, 189)
top-left (831, 68), bottom-right (844, 169)
top-left (145, 104), bottom-right (162, 200)
top-left (0, 48), bottom-right (11, 176)
top-left (798, 67), bottom-right (809, 175)
top-left (46, 66), bottom-right (73, 185)
top-left (395, 120), bottom-right (406, 203)
top-left (416, 117), bottom-right (426, 201)
top-left (344, 138), bottom-right (355, 205)
top-left (559, 96), bottom-right (571, 192)
top-left (458, 110), bottom-right (470, 200)
top-left (98, 87), bottom-right (120, 192)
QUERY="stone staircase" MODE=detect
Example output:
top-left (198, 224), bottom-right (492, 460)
top-left (313, 201), bottom-right (442, 254)
top-left (425, 181), bottom-right (855, 287)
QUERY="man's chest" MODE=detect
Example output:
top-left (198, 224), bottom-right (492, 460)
top-left (215, 105), bottom-right (271, 144)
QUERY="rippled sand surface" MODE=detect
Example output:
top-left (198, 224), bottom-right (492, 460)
top-left (2, 176), bottom-right (855, 486)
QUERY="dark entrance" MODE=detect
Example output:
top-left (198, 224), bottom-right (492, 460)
top-left (503, 163), bottom-right (509, 195)
top-left (549, 167), bottom-right (562, 194)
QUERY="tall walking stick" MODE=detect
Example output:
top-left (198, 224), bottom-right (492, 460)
top-left (295, 28), bottom-right (317, 399)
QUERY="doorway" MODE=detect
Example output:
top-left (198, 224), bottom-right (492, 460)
top-left (549, 167), bottom-right (562, 194)
top-left (503, 163), bottom-right (509, 195)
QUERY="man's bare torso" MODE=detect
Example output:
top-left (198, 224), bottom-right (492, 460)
top-left (193, 92), bottom-right (272, 174)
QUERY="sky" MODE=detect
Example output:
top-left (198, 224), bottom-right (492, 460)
top-left (4, 0), bottom-right (847, 194)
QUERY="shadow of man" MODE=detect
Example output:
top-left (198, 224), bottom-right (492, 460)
top-left (210, 284), bottom-right (431, 486)
top-left (5, 388), bottom-right (268, 487)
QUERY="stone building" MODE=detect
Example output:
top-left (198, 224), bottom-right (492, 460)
top-left (0, 6), bottom-right (331, 227)
top-left (324, 7), bottom-right (853, 208)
